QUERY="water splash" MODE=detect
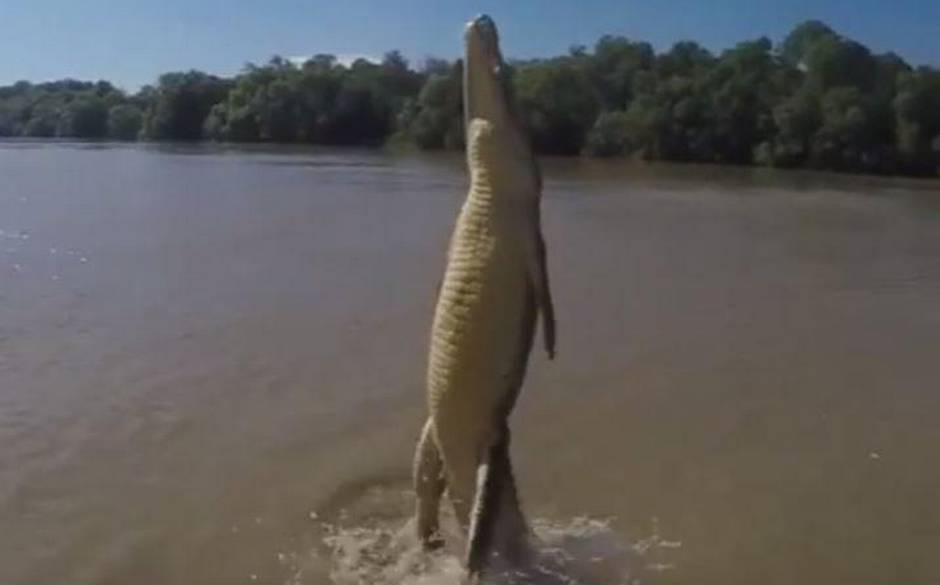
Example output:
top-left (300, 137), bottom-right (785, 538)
top-left (279, 485), bottom-right (680, 585)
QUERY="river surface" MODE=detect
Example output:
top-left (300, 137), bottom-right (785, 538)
top-left (1, 141), bottom-right (938, 585)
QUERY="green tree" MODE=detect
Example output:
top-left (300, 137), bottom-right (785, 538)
top-left (706, 38), bottom-right (777, 163)
top-left (589, 36), bottom-right (654, 109)
top-left (803, 35), bottom-right (877, 91)
top-left (810, 87), bottom-right (873, 169)
top-left (398, 62), bottom-right (463, 149)
top-left (23, 102), bottom-right (60, 137)
top-left (295, 59), bottom-right (343, 142)
top-left (378, 50), bottom-right (423, 105)
top-left (762, 89), bottom-right (822, 167)
top-left (780, 20), bottom-right (837, 66)
top-left (1, 18), bottom-right (938, 178)
top-left (618, 93), bottom-right (671, 159)
top-left (584, 110), bottom-right (633, 156)
top-left (107, 104), bottom-right (143, 140)
top-left (60, 95), bottom-right (109, 138)
top-left (514, 59), bottom-right (599, 154)
top-left (141, 71), bottom-right (231, 140)
top-left (656, 41), bottom-right (715, 79)
top-left (894, 68), bottom-right (940, 174)
top-left (325, 80), bottom-right (391, 145)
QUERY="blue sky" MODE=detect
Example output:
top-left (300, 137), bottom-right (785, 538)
top-left (2, 0), bottom-right (939, 91)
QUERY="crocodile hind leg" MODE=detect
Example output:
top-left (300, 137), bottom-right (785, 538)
top-left (413, 417), bottom-right (446, 549)
top-left (466, 424), bottom-right (530, 581)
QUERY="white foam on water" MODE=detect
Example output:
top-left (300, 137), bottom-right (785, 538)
top-left (283, 509), bottom-right (678, 585)
top-left (323, 520), bottom-right (465, 585)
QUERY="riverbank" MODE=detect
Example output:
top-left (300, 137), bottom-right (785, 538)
top-left (3, 19), bottom-right (940, 179)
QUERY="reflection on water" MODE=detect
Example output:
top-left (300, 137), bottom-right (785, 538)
top-left (1, 141), bottom-right (938, 585)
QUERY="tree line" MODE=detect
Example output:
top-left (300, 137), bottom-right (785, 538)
top-left (1, 21), bottom-right (938, 177)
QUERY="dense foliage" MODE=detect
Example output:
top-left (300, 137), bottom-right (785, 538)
top-left (0, 80), bottom-right (140, 140)
top-left (1, 21), bottom-right (939, 177)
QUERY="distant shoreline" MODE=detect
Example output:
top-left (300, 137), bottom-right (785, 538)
top-left (5, 138), bottom-right (939, 189)
top-left (2, 20), bottom-right (939, 180)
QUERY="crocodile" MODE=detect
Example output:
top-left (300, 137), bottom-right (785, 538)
top-left (412, 14), bottom-right (556, 581)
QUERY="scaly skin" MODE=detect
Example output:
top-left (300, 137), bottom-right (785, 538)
top-left (413, 15), bottom-right (556, 580)
top-left (428, 118), bottom-right (537, 524)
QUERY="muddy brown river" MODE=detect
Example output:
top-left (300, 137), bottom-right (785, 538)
top-left (1, 141), bottom-right (938, 585)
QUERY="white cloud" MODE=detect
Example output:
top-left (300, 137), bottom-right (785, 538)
top-left (337, 53), bottom-right (380, 66)
top-left (287, 54), bottom-right (380, 67)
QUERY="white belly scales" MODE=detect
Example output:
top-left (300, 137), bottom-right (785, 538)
top-left (426, 189), bottom-right (533, 515)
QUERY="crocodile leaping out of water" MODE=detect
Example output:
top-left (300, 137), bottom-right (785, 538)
top-left (413, 14), bottom-right (556, 582)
